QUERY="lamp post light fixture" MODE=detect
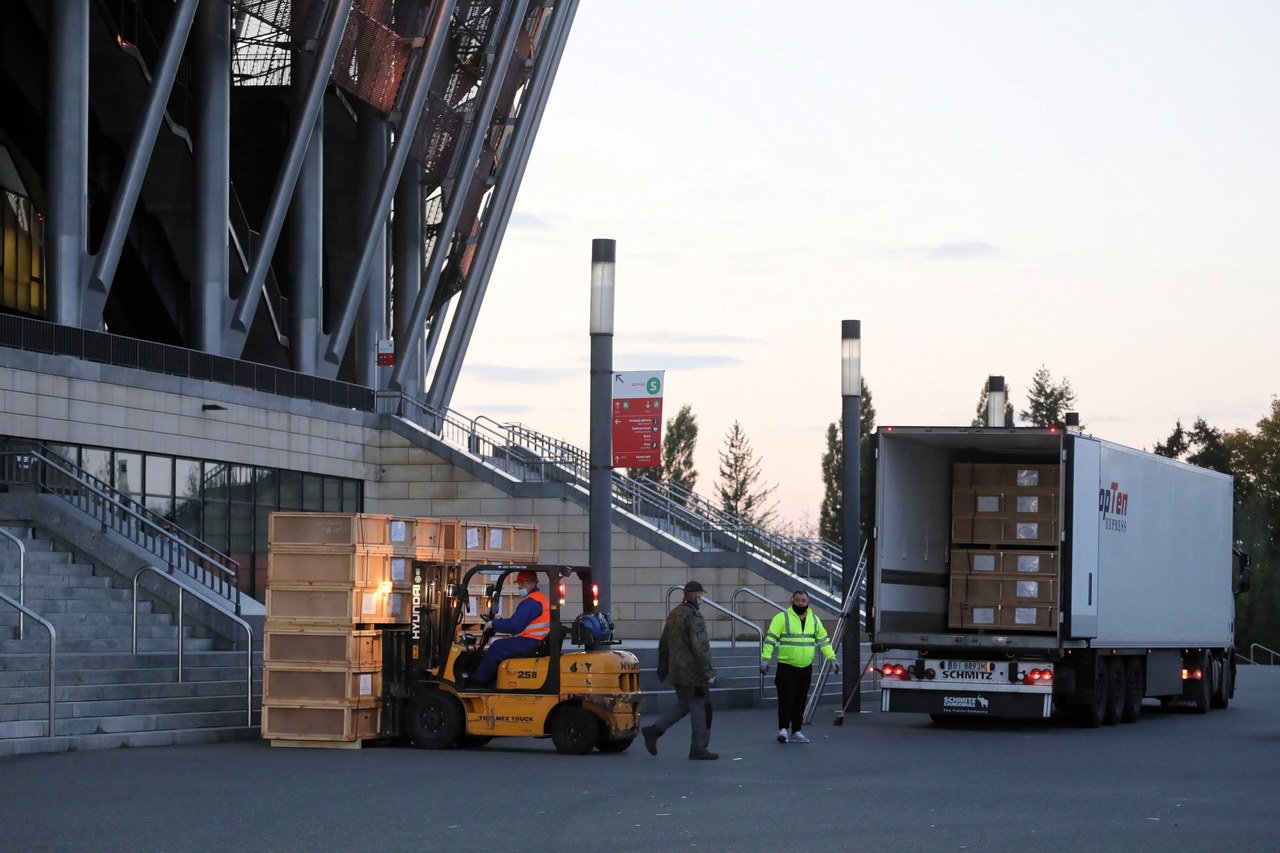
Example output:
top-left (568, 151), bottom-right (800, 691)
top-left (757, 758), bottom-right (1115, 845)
top-left (589, 239), bottom-right (616, 613)
top-left (840, 319), bottom-right (861, 713)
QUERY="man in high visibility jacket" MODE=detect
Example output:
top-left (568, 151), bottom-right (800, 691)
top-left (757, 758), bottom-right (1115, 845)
top-left (760, 590), bottom-right (839, 743)
top-left (469, 570), bottom-right (551, 684)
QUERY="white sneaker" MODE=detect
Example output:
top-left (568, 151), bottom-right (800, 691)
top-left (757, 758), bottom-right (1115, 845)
top-left (777, 728), bottom-right (789, 743)
top-left (789, 731), bottom-right (811, 743)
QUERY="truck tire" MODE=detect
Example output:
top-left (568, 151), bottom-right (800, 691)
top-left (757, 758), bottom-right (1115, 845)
top-left (1210, 653), bottom-right (1231, 709)
top-left (1078, 658), bottom-right (1107, 728)
top-left (1121, 657), bottom-right (1143, 723)
top-left (1104, 657), bottom-right (1124, 725)
top-left (550, 705), bottom-right (600, 755)
top-left (1191, 650), bottom-right (1212, 714)
top-left (408, 692), bottom-right (464, 749)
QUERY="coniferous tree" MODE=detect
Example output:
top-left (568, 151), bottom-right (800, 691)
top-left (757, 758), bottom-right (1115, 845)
top-left (972, 380), bottom-right (1015, 427)
top-left (818, 378), bottom-right (876, 544)
top-left (716, 420), bottom-right (776, 528)
top-left (662, 404), bottom-right (699, 495)
top-left (1020, 366), bottom-right (1080, 427)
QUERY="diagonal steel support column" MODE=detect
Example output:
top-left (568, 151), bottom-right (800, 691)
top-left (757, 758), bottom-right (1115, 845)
top-left (230, 0), bottom-right (354, 340)
top-left (392, 166), bottom-right (426, 395)
top-left (427, 0), bottom-right (580, 410)
top-left (321, 0), bottom-right (457, 375)
top-left (45, 0), bottom-right (90, 327)
top-left (84, 0), bottom-right (200, 327)
top-left (387, 0), bottom-right (525, 392)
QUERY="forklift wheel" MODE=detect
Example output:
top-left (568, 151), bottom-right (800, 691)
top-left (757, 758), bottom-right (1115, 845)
top-left (550, 706), bottom-right (600, 755)
top-left (408, 692), bottom-right (464, 749)
top-left (596, 736), bottom-right (634, 754)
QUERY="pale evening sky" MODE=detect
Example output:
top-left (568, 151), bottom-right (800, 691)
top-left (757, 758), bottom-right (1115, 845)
top-left (450, 1), bottom-right (1280, 532)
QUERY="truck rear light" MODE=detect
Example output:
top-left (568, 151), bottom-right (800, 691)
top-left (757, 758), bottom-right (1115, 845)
top-left (1182, 667), bottom-right (1203, 681)
top-left (924, 668), bottom-right (936, 680)
top-left (881, 663), bottom-right (909, 680)
top-left (1023, 668), bottom-right (1053, 684)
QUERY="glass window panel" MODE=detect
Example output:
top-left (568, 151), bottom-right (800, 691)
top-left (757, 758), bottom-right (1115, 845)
top-left (323, 478), bottom-right (341, 511)
top-left (302, 474), bottom-right (323, 510)
top-left (80, 447), bottom-right (111, 485)
top-left (278, 470), bottom-right (302, 510)
top-left (343, 479), bottom-right (360, 512)
top-left (145, 455), bottom-right (173, 501)
top-left (46, 444), bottom-right (79, 467)
top-left (202, 497), bottom-right (229, 556)
top-left (146, 495), bottom-right (175, 519)
top-left (175, 459), bottom-right (202, 503)
top-left (114, 451), bottom-right (142, 497)
top-left (254, 467), bottom-right (278, 510)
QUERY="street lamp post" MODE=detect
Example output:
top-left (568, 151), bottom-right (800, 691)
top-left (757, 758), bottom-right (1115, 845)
top-left (589, 239), bottom-right (616, 613)
top-left (841, 320), bottom-right (861, 711)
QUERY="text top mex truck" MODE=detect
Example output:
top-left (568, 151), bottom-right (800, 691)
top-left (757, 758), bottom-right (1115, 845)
top-left (870, 425), bottom-right (1250, 727)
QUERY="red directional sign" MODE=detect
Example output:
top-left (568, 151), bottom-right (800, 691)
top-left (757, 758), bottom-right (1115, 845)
top-left (611, 371), bottom-right (664, 468)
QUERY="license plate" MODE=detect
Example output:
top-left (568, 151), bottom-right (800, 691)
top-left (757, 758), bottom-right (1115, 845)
top-left (939, 660), bottom-right (994, 673)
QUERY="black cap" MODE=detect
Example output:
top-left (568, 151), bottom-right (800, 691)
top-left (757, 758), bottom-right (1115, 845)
top-left (683, 581), bottom-right (704, 593)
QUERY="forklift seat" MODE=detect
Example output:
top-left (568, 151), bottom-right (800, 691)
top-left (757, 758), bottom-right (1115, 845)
top-left (529, 624), bottom-right (571, 658)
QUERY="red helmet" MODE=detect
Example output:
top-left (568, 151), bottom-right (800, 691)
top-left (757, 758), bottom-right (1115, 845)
top-left (515, 570), bottom-right (538, 584)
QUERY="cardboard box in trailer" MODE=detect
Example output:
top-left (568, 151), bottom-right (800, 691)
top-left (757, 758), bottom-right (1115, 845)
top-left (869, 425), bottom-right (1250, 727)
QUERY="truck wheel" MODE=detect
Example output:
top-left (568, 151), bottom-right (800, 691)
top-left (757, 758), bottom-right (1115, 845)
top-left (1210, 653), bottom-right (1230, 709)
top-left (550, 705), bottom-right (600, 755)
top-left (1078, 659), bottom-right (1106, 728)
top-left (1121, 657), bottom-right (1143, 723)
top-left (1191, 651), bottom-right (1212, 714)
top-left (1104, 658), bottom-right (1124, 725)
top-left (408, 692), bottom-right (464, 749)
top-left (596, 735), bottom-right (634, 753)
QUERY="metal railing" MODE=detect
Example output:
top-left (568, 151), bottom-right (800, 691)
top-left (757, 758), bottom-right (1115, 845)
top-left (0, 527), bottom-right (28, 639)
top-left (133, 565), bottom-right (254, 726)
top-left (394, 394), bottom-right (844, 593)
top-left (1242, 643), bottom-right (1280, 665)
top-left (0, 443), bottom-right (242, 614)
top-left (0, 590), bottom-right (56, 737)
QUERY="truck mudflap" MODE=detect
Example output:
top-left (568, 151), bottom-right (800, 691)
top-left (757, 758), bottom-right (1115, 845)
top-left (883, 683), bottom-right (1052, 719)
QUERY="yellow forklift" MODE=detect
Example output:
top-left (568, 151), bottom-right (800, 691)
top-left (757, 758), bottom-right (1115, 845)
top-left (380, 563), bottom-right (641, 754)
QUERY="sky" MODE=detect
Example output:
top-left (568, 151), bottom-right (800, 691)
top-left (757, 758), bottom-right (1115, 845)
top-left (449, 1), bottom-right (1280, 533)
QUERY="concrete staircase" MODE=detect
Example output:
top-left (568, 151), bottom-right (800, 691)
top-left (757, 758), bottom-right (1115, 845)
top-left (0, 523), bottom-right (261, 756)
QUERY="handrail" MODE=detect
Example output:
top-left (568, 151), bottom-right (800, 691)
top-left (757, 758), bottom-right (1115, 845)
top-left (730, 587), bottom-right (841, 648)
top-left (0, 444), bottom-right (241, 614)
top-left (0, 527), bottom-right (28, 639)
top-left (133, 565), bottom-right (254, 726)
top-left (0, 590), bottom-right (56, 736)
top-left (665, 586), bottom-right (766, 698)
top-left (1244, 642), bottom-right (1280, 665)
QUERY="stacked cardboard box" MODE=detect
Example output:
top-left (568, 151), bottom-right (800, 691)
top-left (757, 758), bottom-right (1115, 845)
top-left (949, 464), bottom-right (1061, 632)
top-left (261, 513), bottom-right (541, 746)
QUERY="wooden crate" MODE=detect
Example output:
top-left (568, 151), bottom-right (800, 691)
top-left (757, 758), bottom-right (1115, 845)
top-left (952, 488), bottom-right (1059, 517)
top-left (953, 463), bottom-right (1060, 488)
top-left (457, 521), bottom-right (540, 563)
top-left (268, 547), bottom-right (410, 589)
top-left (951, 516), bottom-right (1059, 547)
top-left (268, 513), bottom-right (390, 548)
top-left (264, 664), bottom-right (383, 703)
top-left (951, 548), bottom-right (1058, 575)
top-left (263, 625), bottom-right (381, 668)
top-left (262, 701), bottom-right (379, 741)
top-left (947, 601), bottom-right (1058, 632)
top-left (949, 574), bottom-right (1058, 604)
top-left (266, 583), bottom-right (411, 625)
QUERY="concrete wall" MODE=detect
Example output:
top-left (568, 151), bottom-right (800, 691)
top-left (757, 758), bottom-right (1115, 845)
top-left (0, 350), bottom-right (796, 641)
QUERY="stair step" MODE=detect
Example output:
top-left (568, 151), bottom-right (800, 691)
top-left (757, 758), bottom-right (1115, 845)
top-left (0, 693), bottom-right (253, 723)
top-left (0, 573), bottom-right (116, 588)
top-left (0, 650), bottom-right (253, 671)
top-left (0, 623), bottom-right (187, 641)
top-left (0, 709), bottom-right (253, 739)
top-left (0, 611), bottom-right (172, 628)
top-left (0, 725), bottom-right (261, 757)
top-left (0, 598), bottom-right (155, 615)
top-left (0, 637), bottom-right (216, 654)
top-left (5, 680), bottom-right (256, 705)
top-left (0, 663), bottom-right (261, 688)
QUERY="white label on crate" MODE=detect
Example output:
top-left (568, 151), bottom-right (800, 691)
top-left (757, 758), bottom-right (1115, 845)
top-left (1016, 522), bottom-right (1040, 540)
top-left (467, 527), bottom-right (481, 549)
top-left (391, 558), bottom-right (406, 582)
top-left (972, 607), bottom-right (996, 625)
top-left (1016, 495), bottom-right (1040, 513)
top-left (1015, 607), bottom-right (1037, 625)
top-left (363, 592), bottom-right (377, 615)
top-left (976, 495), bottom-right (1000, 513)
top-left (489, 527), bottom-right (504, 549)
top-left (390, 520), bottom-right (407, 542)
top-left (972, 554), bottom-right (996, 572)
top-left (1018, 555), bottom-right (1042, 572)
top-left (1017, 581), bottom-right (1039, 599)
top-left (359, 673), bottom-right (372, 696)
top-left (1016, 469), bottom-right (1040, 486)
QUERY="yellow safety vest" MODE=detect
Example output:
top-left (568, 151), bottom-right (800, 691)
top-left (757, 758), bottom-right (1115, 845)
top-left (761, 607), bottom-right (835, 668)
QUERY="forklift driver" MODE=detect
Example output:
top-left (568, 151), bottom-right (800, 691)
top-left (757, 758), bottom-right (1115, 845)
top-left (466, 571), bottom-right (551, 685)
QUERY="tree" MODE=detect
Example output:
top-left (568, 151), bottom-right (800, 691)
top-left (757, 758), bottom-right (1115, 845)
top-left (628, 404), bottom-right (699, 493)
top-left (715, 420), bottom-right (776, 528)
top-left (1153, 420), bottom-right (1189, 459)
top-left (818, 377), bottom-right (876, 545)
top-left (1020, 365), bottom-right (1079, 427)
top-left (971, 379), bottom-right (1015, 427)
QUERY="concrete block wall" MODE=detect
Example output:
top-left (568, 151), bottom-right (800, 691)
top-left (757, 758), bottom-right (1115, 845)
top-left (1, 352), bottom-right (799, 642)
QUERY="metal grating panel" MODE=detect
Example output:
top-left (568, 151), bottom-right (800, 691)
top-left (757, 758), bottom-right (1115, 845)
top-left (332, 2), bottom-right (417, 112)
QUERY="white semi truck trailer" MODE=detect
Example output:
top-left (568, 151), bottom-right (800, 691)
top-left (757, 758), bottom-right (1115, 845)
top-left (870, 425), bottom-right (1250, 726)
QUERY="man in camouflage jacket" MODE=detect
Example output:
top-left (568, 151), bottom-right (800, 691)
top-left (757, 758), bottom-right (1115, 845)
top-left (641, 581), bottom-right (718, 760)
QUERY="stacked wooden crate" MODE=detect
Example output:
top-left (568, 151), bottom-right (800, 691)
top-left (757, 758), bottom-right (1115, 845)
top-left (262, 513), bottom-right (419, 747)
top-left (949, 463), bottom-right (1061, 631)
top-left (261, 513), bottom-right (540, 746)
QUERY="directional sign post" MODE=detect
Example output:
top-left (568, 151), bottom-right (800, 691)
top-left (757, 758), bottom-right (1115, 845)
top-left (611, 371), bottom-right (664, 468)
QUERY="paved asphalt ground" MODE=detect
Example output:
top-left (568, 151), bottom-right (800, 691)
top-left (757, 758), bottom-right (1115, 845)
top-left (2, 668), bottom-right (1278, 853)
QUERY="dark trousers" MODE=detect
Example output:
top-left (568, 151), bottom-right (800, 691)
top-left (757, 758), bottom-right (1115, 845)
top-left (775, 662), bottom-right (812, 733)
top-left (650, 684), bottom-right (711, 752)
